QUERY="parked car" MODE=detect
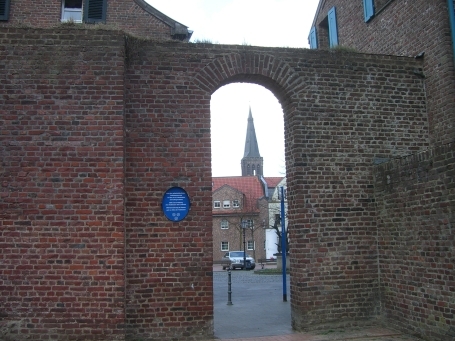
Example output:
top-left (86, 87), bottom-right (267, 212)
top-left (222, 251), bottom-right (256, 270)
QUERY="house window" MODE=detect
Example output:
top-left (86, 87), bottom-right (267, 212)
top-left (223, 200), bottom-right (230, 208)
top-left (62, 0), bottom-right (83, 23)
top-left (277, 188), bottom-right (287, 201)
top-left (309, 26), bottom-right (318, 49)
top-left (233, 200), bottom-right (240, 208)
top-left (214, 201), bottom-right (221, 208)
top-left (221, 219), bottom-right (229, 229)
top-left (363, 0), bottom-right (375, 22)
top-left (0, 0), bottom-right (11, 21)
top-left (242, 219), bottom-right (253, 228)
top-left (221, 241), bottom-right (229, 251)
top-left (364, 0), bottom-right (395, 22)
top-left (274, 214), bottom-right (281, 228)
top-left (247, 241), bottom-right (254, 250)
top-left (61, 0), bottom-right (107, 24)
top-left (327, 7), bottom-right (339, 48)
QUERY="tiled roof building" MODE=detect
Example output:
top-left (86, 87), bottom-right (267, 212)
top-left (212, 109), bottom-right (284, 264)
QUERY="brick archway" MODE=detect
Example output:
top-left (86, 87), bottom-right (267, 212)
top-left (191, 50), bottom-right (304, 103)
top-left (1, 30), bottom-right (430, 341)
top-left (125, 42), bottom-right (428, 339)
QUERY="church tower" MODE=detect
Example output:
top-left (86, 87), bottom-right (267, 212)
top-left (241, 107), bottom-right (263, 176)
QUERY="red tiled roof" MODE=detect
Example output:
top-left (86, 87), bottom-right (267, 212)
top-left (264, 177), bottom-right (284, 188)
top-left (212, 176), bottom-right (265, 199)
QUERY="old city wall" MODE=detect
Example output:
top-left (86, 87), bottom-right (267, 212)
top-left (0, 29), bottom-right (127, 340)
top-left (0, 27), bottom-right (448, 340)
top-left (374, 142), bottom-right (455, 340)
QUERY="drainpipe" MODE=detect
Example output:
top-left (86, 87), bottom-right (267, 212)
top-left (448, 0), bottom-right (455, 61)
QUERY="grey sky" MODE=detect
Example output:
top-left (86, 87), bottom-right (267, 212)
top-left (146, 0), bottom-right (320, 176)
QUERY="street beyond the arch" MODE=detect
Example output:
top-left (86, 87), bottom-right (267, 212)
top-left (212, 264), bottom-right (422, 341)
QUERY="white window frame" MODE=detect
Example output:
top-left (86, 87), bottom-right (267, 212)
top-left (223, 200), bottom-right (230, 208)
top-left (233, 200), bottom-right (240, 208)
top-left (61, 0), bottom-right (83, 23)
top-left (220, 219), bottom-right (229, 229)
top-left (214, 201), bottom-right (221, 208)
top-left (247, 240), bottom-right (255, 250)
top-left (245, 219), bottom-right (253, 228)
top-left (221, 241), bottom-right (229, 251)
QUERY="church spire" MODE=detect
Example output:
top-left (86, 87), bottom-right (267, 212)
top-left (241, 106), bottom-right (263, 176)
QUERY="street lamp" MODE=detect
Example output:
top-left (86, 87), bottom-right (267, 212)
top-left (242, 220), bottom-right (247, 270)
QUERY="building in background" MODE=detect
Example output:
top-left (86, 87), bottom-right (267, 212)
top-left (212, 108), bottom-right (284, 264)
top-left (266, 177), bottom-right (287, 259)
top-left (241, 107), bottom-right (263, 176)
top-left (307, 1), bottom-right (455, 339)
top-left (309, 0), bottom-right (455, 146)
top-left (0, 0), bottom-right (192, 41)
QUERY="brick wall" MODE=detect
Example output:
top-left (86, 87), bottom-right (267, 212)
top-left (1, 27), bottom-right (447, 340)
top-left (0, 28), bottom-right (126, 340)
top-left (123, 37), bottom-right (214, 340)
top-left (374, 142), bottom-right (455, 340)
top-left (312, 0), bottom-right (455, 146)
top-left (283, 51), bottom-right (429, 332)
top-left (0, 0), bottom-right (173, 41)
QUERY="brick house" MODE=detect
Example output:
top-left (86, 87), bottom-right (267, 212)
top-left (309, 0), bottom-right (455, 146)
top-left (212, 176), bottom-right (268, 264)
top-left (212, 108), bottom-right (285, 265)
top-left (0, 0), bottom-right (192, 41)
top-left (307, 1), bottom-right (455, 339)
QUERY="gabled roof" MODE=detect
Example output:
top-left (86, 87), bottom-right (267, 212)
top-left (264, 177), bottom-right (284, 188)
top-left (213, 184), bottom-right (244, 197)
top-left (213, 176), bottom-right (266, 200)
top-left (134, 0), bottom-right (193, 41)
top-left (213, 176), bottom-right (266, 215)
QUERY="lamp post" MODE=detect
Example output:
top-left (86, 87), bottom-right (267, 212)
top-left (242, 220), bottom-right (247, 270)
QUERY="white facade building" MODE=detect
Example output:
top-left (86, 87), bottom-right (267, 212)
top-left (266, 177), bottom-right (287, 259)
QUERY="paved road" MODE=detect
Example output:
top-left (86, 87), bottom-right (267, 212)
top-left (213, 268), bottom-right (422, 341)
top-left (214, 269), bottom-right (292, 339)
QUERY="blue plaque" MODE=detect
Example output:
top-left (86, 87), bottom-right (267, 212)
top-left (162, 187), bottom-right (191, 222)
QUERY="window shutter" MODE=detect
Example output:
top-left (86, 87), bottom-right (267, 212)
top-left (309, 26), bottom-right (318, 49)
top-left (328, 6), bottom-right (339, 48)
top-left (363, 0), bottom-right (375, 22)
top-left (0, 0), bottom-right (11, 21)
top-left (84, 0), bottom-right (107, 23)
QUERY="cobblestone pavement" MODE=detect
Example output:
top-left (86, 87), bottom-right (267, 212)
top-left (213, 267), bottom-right (422, 341)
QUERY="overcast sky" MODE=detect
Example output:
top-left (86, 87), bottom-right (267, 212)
top-left (146, 0), bottom-right (320, 177)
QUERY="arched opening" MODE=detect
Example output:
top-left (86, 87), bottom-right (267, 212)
top-left (210, 82), bottom-right (290, 338)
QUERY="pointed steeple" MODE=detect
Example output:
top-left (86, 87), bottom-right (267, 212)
top-left (241, 107), bottom-right (264, 176)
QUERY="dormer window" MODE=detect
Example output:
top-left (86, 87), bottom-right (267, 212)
top-left (62, 0), bottom-right (83, 23)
